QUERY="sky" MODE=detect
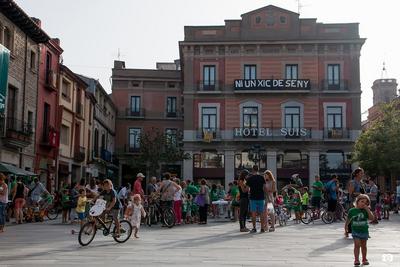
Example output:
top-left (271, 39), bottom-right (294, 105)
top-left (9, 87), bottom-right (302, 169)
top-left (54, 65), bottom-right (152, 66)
top-left (15, 0), bottom-right (400, 116)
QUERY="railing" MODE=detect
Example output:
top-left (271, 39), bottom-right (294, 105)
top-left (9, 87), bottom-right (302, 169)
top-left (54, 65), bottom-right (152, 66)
top-left (40, 125), bottom-right (58, 147)
top-left (197, 80), bottom-right (223, 91)
top-left (196, 128), bottom-right (221, 140)
top-left (165, 110), bottom-right (182, 118)
top-left (101, 148), bottom-right (112, 162)
top-left (320, 79), bottom-right (348, 91)
top-left (45, 70), bottom-right (57, 91)
top-left (323, 128), bottom-right (350, 139)
top-left (125, 144), bottom-right (140, 153)
top-left (4, 117), bottom-right (33, 136)
top-left (120, 108), bottom-right (145, 118)
top-left (76, 103), bottom-right (83, 117)
top-left (74, 146), bottom-right (85, 162)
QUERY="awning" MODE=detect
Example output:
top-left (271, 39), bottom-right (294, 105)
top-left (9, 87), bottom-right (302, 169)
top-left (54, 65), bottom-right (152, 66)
top-left (0, 162), bottom-right (37, 176)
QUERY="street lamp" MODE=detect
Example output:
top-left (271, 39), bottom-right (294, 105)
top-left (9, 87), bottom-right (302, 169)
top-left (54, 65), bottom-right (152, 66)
top-left (248, 144), bottom-right (266, 167)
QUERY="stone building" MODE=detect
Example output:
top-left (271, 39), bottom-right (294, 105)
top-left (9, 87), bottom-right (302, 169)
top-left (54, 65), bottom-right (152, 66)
top-left (0, 1), bottom-right (49, 172)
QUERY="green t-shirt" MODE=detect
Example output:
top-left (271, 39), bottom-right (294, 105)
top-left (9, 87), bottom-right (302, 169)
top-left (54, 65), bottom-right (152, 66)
top-left (312, 181), bottom-right (324, 197)
top-left (186, 184), bottom-right (199, 195)
top-left (301, 192), bottom-right (309, 205)
top-left (348, 208), bottom-right (369, 234)
top-left (210, 189), bottom-right (219, 201)
top-left (230, 186), bottom-right (239, 198)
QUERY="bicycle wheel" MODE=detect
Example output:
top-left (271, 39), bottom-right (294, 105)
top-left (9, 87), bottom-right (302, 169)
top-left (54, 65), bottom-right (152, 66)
top-left (113, 220), bottom-right (133, 243)
top-left (78, 221), bottom-right (97, 246)
top-left (321, 211), bottom-right (334, 224)
top-left (163, 208), bottom-right (175, 228)
top-left (301, 210), bottom-right (313, 224)
top-left (46, 207), bottom-right (59, 220)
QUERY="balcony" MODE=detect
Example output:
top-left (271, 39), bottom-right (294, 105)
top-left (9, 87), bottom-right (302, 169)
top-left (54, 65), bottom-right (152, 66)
top-left (0, 117), bottom-right (33, 148)
top-left (197, 80), bottom-right (223, 92)
top-left (166, 110), bottom-right (182, 118)
top-left (40, 126), bottom-right (58, 148)
top-left (323, 128), bottom-right (350, 139)
top-left (73, 146), bottom-right (85, 162)
top-left (196, 128), bottom-right (221, 141)
top-left (76, 103), bottom-right (83, 118)
top-left (45, 70), bottom-right (57, 91)
top-left (119, 108), bottom-right (145, 118)
top-left (320, 79), bottom-right (348, 91)
top-left (124, 144), bottom-right (140, 154)
top-left (101, 148), bottom-right (112, 162)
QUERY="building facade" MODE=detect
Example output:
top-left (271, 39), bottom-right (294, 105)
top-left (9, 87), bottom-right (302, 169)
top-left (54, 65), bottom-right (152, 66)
top-left (57, 65), bottom-right (87, 187)
top-left (34, 24), bottom-right (63, 191)
top-left (78, 75), bottom-right (118, 184)
top-left (112, 61), bottom-right (183, 186)
top-left (179, 5), bottom-right (365, 187)
top-left (0, 2), bottom-right (49, 173)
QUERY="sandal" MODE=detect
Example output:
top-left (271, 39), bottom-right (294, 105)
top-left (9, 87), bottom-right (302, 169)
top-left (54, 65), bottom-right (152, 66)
top-left (354, 260), bottom-right (360, 266)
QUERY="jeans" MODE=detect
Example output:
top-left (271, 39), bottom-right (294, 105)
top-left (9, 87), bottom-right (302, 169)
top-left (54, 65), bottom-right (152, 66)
top-left (0, 202), bottom-right (6, 226)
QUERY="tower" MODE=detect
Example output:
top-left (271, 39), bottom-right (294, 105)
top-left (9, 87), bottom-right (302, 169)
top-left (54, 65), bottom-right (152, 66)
top-left (371, 63), bottom-right (398, 105)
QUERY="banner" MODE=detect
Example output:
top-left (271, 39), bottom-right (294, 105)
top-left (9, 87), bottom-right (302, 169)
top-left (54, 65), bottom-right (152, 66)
top-left (0, 44), bottom-right (10, 115)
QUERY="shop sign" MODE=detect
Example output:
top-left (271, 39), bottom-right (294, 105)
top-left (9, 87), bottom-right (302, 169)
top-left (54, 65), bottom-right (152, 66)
top-left (234, 127), bottom-right (309, 137)
top-left (234, 79), bottom-right (311, 90)
top-left (0, 45), bottom-right (10, 114)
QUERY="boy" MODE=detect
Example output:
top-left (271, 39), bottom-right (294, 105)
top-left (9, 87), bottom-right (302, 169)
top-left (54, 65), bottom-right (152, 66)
top-left (76, 189), bottom-right (87, 227)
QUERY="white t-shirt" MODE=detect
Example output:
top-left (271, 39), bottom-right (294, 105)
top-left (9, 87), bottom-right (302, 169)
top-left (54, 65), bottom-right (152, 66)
top-left (174, 189), bottom-right (182, 201)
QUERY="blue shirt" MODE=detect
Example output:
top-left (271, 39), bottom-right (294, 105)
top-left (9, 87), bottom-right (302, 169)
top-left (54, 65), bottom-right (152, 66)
top-left (325, 180), bottom-right (337, 200)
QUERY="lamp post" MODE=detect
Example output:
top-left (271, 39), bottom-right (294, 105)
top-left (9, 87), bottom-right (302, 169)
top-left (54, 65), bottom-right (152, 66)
top-left (248, 144), bottom-right (266, 167)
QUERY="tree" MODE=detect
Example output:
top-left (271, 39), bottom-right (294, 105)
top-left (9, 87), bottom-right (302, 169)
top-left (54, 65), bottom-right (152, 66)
top-left (352, 100), bottom-right (400, 178)
top-left (132, 128), bottom-right (190, 177)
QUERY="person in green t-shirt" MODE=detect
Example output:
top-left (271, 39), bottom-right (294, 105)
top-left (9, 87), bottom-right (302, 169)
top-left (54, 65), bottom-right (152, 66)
top-left (311, 175), bottom-right (324, 212)
top-left (301, 187), bottom-right (309, 212)
top-left (345, 194), bottom-right (375, 266)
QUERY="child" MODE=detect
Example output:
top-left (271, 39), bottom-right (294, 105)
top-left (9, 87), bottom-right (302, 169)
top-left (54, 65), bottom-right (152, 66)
top-left (383, 192), bottom-right (391, 219)
top-left (61, 189), bottom-right (70, 224)
top-left (125, 194), bottom-right (146, 238)
top-left (301, 187), bottom-right (309, 214)
top-left (76, 189), bottom-right (87, 227)
top-left (291, 190), bottom-right (302, 223)
top-left (345, 194), bottom-right (375, 266)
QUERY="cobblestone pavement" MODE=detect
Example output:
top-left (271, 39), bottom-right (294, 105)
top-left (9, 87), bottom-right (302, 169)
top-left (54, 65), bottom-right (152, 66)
top-left (0, 214), bottom-right (399, 267)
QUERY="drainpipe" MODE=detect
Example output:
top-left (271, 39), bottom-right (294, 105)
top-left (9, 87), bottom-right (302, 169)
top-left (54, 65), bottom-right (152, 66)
top-left (19, 35), bottom-right (28, 169)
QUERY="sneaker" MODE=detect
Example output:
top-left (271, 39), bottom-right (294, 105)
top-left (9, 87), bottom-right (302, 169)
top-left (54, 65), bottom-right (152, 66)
top-left (362, 260), bottom-right (369, 265)
top-left (354, 260), bottom-right (360, 266)
top-left (250, 228), bottom-right (257, 233)
top-left (240, 228), bottom-right (250, 232)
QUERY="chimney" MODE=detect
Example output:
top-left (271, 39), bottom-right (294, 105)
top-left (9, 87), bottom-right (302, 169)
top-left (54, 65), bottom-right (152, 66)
top-left (31, 17), bottom-right (41, 27)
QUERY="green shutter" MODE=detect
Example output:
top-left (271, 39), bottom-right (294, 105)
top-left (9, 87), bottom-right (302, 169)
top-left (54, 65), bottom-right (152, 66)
top-left (0, 44), bottom-right (10, 115)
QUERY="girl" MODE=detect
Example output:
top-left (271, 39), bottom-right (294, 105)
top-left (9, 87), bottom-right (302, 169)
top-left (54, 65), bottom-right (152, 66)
top-left (264, 170), bottom-right (276, 232)
top-left (345, 194), bottom-right (375, 266)
top-left (383, 192), bottom-right (391, 219)
top-left (125, 194), bottom-right (146, 238)
top-left (291, 190), bottom-right (302, 224)
top-left (61, 189), bottom-right (71, 224)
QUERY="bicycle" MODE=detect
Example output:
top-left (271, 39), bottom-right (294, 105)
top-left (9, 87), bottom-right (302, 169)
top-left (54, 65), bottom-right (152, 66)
top-left (78, 199), bottom-right (132, 246)
top-left (275, 204), bottom-right (290, 226)
top-left (145, 194), bottom-right (175, 228)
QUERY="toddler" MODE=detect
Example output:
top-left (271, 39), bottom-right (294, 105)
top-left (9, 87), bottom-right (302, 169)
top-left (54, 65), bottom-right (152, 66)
top-left (125, 194), bottom-right (146, 238)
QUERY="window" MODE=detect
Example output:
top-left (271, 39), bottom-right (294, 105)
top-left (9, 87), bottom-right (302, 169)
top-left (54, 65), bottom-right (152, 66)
top-left (320, 152), bottom-right (346, 170)
top-left (166, 97), bottom-right (177, 115)
top-left (60, 125), bottom-right (69, 145)
top-left (278, 151), bottom-right (308, 169)
top-left (243, 107), bottom-right (258, 128)
top-left (30, 50), bottom-right (36, 69)
top-left (284, 107), bottom-right (300, 128)
top-left (3, 27), bottom-right (12, 50)
top-left (43, 103), bottom-right (50, 141)
top-left (129, 128), bottom-right (141, 151)
top-left (194, 151), bottom-right (224, 168)
top-left (61, 79), bottom-right (71, 100)
top-left (327, 64), bottom-right (340, 88)
top-left (203, 65), bottom-right (216, 89)
top-left (285, 64), bottom-right (298, 79)
top-left (235, 152), bottom-right (266, 169)
top-left (6, 85), bottom-right (17, 117)
top-left (93, 129), bottom-right (99, 157)
top-left (327, 107), bottom-right (342, 128)
top-left (244, 65), bottom-right (257, 80)
top-left (45, 52), bottom-right (52, 83)
top-left (201, 107), bottom-right (217, 130)
top-left (165, 128), bottom-right (178, 146)
top-left (130, 96), bottom-right (141, 113)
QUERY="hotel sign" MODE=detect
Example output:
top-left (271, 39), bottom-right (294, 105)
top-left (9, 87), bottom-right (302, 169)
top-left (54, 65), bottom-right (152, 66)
top-left (234, 127), bottom-right (310, 138)
top-left (234, 79), bottom-right (311, 90)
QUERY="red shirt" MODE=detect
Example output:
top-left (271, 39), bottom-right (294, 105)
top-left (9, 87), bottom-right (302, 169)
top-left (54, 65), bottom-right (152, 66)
top-left (133, 179), bottom-right (144, 197)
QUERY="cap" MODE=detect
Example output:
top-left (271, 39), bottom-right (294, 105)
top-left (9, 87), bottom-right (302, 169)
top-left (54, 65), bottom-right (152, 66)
top-left (136, 173), bottom-right (145, 178)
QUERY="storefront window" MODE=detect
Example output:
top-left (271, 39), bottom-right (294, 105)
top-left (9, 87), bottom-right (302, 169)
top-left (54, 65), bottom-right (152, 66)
top-left (320, 151), bottom-right (346, 170)
top-left (193, 151), bottom-right (224, 168)
top-left (235, 152), bottom-right (266, 169)
top-left (278, 151), bottom-right (308, 169)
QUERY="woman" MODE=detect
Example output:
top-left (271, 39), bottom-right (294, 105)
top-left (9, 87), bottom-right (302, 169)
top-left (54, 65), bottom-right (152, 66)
top-left (12, 176), bottom-right (26, 224)
top-left (238, 170), bottom-right (250, 232)
top-left (0, 173), bottom-right (8, 233)
top-left (210, 184), bottom-right (219, 218)
top-left (173, 178), bottom-right (183, 225)
top-left (264, 170), bottom-right (277, 232)
top-left (198, 179), bottom-right (210, 224)
top-left (85, 178), bottom-right (98, 198)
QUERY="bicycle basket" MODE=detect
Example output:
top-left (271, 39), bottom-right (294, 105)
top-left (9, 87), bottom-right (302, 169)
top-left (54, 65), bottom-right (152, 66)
top-left (89, 199), bottom-right (107, 217)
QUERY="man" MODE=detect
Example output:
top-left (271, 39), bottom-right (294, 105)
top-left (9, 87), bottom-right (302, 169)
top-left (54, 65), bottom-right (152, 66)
top-left (366, 178), bottom-right (378, 223)
top-left (0, 173), bottom-right (8, 233)
top-left (311, 175), bottom-right (324, 215)
top-left (246, 165), bottom-right (266, 233)
top-left (146, 176), bottom-right (157, 196)
top-left (94, 179), bottom-right (121, 236)
top-left (395, 180), bottom-right (400, 214)
top-left (133, 173), bottom-right (145, 200)
top-left (29, 178), bottom-right (49, 205)
top-left (325, 175), bottom-right (339, 218)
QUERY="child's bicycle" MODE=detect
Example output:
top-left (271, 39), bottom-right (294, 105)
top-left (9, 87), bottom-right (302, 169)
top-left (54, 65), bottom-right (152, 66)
top-left (275, 204), bottom-right (290, 226)
top-left (78, 199), bottom-right (133, 246)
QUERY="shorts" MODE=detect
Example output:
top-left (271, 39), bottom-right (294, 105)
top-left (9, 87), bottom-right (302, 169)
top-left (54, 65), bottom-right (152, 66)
top-left (311, 197), bottom-right (321, 209)
top-left (249, 200), bottom-right (265, 213)
top-left (14, 198), bottom-right (25, 209)
top-left (328, 199), bottom-right (337, 212)
top-left (109, 209), bottom-right (120, 221)
top-left (352, 231), bottom-right (369, 240)
top-left (77, 212), bottom-right (86, 220)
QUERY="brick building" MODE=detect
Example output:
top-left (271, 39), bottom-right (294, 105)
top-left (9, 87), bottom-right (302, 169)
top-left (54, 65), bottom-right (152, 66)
top-left (0, 1), bottom-right (49, 173)
top-left (112, 61), bottom-right (183, 186)
top-left (179, 5), bottom-right (365, 187)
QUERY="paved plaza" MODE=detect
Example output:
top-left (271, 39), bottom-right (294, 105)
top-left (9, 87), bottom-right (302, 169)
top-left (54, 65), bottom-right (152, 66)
top-left (0, 215), bottom-right (399, 267)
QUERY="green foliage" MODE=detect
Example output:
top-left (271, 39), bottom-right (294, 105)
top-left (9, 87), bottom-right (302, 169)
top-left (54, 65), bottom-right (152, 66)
top-left (353, 100), bottom-right (400, 177)
top-left (132, 127), bottom-right (190, 176)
